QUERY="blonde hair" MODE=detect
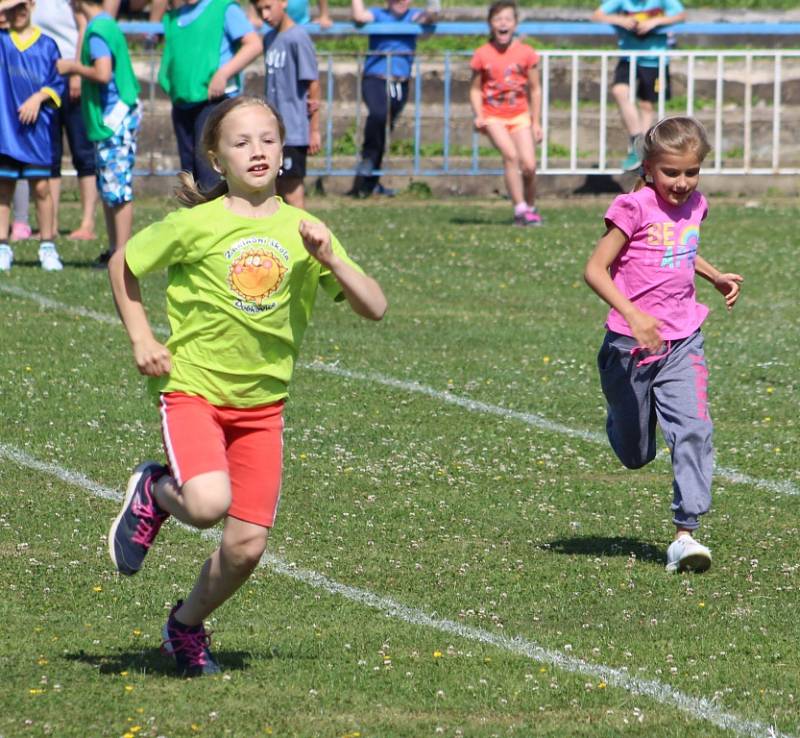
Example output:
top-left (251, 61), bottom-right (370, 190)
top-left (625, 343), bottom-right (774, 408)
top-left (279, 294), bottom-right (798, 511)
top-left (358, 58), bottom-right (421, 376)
top-left (175, 96), bottom-right (286, 207)
top-left (632, 116), bottom-right (711, 192)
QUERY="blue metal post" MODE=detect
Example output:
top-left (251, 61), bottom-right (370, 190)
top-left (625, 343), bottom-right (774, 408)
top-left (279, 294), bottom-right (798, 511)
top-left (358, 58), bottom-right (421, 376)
top-left (443, 51), bottom-right (451, 173)
top-left (414, 56), bottom-right (422, 176)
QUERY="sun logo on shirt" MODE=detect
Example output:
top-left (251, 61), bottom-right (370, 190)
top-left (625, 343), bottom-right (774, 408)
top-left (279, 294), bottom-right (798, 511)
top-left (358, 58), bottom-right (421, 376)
top-left (228, 248), bottom-right (287, 305)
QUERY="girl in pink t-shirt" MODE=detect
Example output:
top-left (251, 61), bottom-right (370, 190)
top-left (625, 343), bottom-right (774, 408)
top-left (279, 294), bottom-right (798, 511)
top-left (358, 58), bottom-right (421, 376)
top-left (469, 0), bottom-right (542, 226)
top-left (584, 116), bottom-right (742, 574)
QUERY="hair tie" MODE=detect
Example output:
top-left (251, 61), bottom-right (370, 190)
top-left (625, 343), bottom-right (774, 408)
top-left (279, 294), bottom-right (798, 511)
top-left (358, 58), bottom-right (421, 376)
top-left (637, 165), bottom-right (646, 179)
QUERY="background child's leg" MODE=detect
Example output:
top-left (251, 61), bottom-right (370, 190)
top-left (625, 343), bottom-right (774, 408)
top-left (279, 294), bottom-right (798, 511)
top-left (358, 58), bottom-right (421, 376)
top-left (598, 331), bottom-right (659, 469)
top-left (653, 332), bottom-right (713, 532)
top-left (12, 179), bottom-right (29, 227)
top-left (484, 122), bottom-right (525, 208)
top-left (112, 202), bottom-right (134, 252)
top-left (0, 178), bottom-right (15, 240)
top-left (193, 101), bottom-right (222, 193)
top-left (30, 178), bottom-right (55, 241)
top-left (510, 126), bottom-right (537, 208)
top-left (637, 99), bottom-right (656, 137)
top-left (172, 518), bottom-right (269, 626)
top-left (611, 83), bottom-right (643, 138)
top-left (357, 76), bottom-right (390, 195)
top-left (63, 93), bottom-right (99, 238)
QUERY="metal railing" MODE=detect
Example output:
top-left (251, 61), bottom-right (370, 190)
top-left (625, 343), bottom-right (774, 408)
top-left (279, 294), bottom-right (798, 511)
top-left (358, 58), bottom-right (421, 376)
top-left (119, 22), bottom-right (800, 178)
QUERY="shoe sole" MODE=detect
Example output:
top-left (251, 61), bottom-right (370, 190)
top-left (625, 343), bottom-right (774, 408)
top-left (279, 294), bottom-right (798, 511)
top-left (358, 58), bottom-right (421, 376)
top-left (108, 461), bottom-right (161, 575)
top-left (666, 551), bottom-right (712, 574)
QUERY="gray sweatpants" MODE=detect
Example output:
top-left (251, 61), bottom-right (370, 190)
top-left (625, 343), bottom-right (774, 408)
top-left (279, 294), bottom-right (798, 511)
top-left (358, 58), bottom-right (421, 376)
top-left (598, 329), bottom-right (713, 530)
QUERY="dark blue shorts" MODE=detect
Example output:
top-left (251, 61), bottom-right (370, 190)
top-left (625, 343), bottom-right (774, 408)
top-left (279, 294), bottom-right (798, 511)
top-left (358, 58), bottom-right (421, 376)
top-left (50, 93), bottom-right (96, 177)
top-left (0, 155), bottom-right (49, 180)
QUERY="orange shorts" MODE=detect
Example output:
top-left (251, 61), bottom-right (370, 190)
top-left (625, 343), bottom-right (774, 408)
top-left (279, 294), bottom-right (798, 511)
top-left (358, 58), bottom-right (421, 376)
top-left (159, 392), bottom-right (285, 528)
top-left (484, 112), bottom-right (532, 134)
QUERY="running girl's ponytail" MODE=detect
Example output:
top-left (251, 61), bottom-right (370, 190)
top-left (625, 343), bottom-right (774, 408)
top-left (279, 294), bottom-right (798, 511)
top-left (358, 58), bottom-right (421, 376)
top-left (174, 96), bottom-right (286, 207)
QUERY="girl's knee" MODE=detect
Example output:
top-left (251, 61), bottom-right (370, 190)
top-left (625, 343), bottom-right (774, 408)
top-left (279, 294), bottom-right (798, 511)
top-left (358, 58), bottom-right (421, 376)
top-left (180, 473), bottom-right (232, 528)
top-left (223, 536), bottom-right (267, 573)
top-left (520, 162), bottom-right (537, 179)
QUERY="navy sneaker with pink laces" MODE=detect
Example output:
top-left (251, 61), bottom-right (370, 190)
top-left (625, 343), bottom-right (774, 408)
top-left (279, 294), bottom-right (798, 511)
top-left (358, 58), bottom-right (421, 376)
top-left (109, 461), bottom-right (169, 575)
top-left (162, 601), bottom-right (221, 677)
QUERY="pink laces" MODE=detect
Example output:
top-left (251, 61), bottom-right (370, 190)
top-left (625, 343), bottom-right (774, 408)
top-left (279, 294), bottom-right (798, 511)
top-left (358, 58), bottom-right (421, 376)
top-left (131, 479), bottom-right (167, 548)
top-left (162, 628), bottom-right (214, 667)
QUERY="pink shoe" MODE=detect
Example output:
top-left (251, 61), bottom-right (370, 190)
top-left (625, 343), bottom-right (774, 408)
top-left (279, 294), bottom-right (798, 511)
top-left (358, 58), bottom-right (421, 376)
top-left (10, 222), bottom-right (32, 242)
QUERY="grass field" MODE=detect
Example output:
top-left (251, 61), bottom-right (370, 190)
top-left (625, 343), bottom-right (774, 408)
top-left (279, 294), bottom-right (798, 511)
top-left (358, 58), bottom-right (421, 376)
top-left (1, 193), bottom-right (799, 738)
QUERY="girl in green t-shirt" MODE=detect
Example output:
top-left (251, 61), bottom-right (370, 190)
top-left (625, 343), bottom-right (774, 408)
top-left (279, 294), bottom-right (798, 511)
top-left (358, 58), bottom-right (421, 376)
top-left (106, 95), bottom-right (387, 677)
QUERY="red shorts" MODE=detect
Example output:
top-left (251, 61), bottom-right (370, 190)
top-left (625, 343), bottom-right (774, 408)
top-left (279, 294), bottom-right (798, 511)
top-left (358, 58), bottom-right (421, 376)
top-left (159, 392), bottom-right (285, 527)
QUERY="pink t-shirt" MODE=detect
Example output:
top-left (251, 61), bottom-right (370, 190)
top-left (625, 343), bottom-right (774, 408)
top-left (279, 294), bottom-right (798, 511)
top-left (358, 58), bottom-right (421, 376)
top-left (470, 40), bottom-right (539, 119)
top-left (604, 186), bottom-right (709, 340)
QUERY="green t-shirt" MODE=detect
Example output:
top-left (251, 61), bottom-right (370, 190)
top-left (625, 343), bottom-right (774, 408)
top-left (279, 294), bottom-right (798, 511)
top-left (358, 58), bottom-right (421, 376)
top-left (125, 197), bottom-right (362, 407)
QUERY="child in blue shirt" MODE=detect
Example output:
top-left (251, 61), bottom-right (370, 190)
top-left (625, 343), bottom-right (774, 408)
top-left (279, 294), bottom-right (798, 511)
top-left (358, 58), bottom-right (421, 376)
top-left (348, 0), bottom-right (437, 197)
top-left (592, 0), bottom-right (686, 171)
top-left (252, 0), bottom-right (320, 209)
top-left (0, 0), bottom-right (65, 271)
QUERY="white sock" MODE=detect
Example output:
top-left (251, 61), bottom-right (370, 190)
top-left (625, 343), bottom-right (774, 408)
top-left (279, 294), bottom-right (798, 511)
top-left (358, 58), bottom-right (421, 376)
top-left (514, 202), bottom-right (528, 216)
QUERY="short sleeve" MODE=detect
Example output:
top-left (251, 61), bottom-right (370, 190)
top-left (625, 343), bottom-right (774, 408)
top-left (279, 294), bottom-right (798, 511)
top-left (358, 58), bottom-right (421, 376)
top-left (224, 2), bottom-right (254, 42)
top-left (125, 215), bottom-right (190, 277)
top-left (604, 194), bottom-right (641, 239)
top-left (89, 35), bottom-right (112, 60)
top-left (318, 233), bottom-right (365, 302)
top-left (469, 46), bottom-right (485, 71)
top-left (699, 193), bottom-right (708, 222)
top-left (523, 44), bottom-right (539, 68)
top-left (295, 31), bottom-right (318, 82)
top-left (41, 39), bottom-right (65, 106)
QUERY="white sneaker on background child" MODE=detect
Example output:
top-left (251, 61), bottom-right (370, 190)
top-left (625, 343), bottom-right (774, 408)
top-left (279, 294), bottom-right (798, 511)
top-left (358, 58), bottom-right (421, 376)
top-left (0, 244), bottom-right (13, 271)
top-left (665, 534), bottom-right (712, 573)
top-left (38, 242), bottom-right (63, 271)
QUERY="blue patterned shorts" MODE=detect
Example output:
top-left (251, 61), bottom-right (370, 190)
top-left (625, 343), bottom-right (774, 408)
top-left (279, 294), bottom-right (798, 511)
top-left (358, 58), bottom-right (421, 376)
top-left (95, 104), bottom-right (141, 206)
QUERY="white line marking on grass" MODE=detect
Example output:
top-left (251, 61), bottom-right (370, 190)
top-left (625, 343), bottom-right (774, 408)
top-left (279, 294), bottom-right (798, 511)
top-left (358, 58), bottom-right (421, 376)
top-left (307, 363), bottom-right (800, 498)
top-left (2, 284), bottom-right (798, 499)
top-left (0, 441), bottom-right (794, 738)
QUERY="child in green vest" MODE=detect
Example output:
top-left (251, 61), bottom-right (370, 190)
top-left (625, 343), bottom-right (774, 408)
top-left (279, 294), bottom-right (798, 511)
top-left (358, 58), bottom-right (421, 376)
top-left (106, 96), bottom-right (387, 676)
top-left (56, 0), bottom-right (140, 265)
top-left (158, 0), bottom-right (262, 194)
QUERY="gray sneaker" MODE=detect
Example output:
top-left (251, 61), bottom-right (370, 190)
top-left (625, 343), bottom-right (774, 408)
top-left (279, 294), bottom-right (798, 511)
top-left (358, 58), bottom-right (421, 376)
top-left (665, 535), bottom-right (712, 573)
top-left (109, 461), bottom-right (169, 575)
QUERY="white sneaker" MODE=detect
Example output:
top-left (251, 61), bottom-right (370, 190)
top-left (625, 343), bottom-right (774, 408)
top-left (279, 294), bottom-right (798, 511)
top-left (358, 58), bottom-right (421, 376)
top-left (0, 244), bottom-right (12, 271)
top-left (666, 535), bottom-right (712, 573)
top-left (38, 242), bottom-right (63, 271)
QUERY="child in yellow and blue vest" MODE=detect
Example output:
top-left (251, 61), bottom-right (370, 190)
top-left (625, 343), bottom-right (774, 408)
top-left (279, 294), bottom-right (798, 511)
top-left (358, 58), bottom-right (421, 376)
top-left (0, 0), bottom-right (65, 271)
top-left (57, 0), bottom-right (140, 265)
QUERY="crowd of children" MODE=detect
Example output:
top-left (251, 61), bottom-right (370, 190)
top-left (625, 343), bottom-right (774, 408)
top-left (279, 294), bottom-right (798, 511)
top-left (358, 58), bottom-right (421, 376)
top-left (0, 0), bottom-right (690, 262)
